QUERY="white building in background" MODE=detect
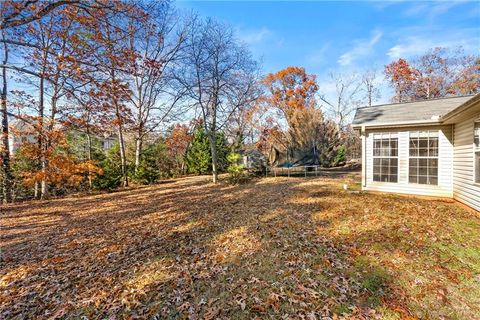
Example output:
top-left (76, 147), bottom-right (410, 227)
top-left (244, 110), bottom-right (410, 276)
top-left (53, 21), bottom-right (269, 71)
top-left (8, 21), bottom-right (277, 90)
top-left (8, 119), bottom-right (117, 154)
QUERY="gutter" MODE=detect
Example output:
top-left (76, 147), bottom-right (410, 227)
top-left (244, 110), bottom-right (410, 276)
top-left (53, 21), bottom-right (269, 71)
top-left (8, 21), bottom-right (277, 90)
top-left (352, 119), bottom-right (442, 130)
top-left (352, 94), bottom-right (480, 130)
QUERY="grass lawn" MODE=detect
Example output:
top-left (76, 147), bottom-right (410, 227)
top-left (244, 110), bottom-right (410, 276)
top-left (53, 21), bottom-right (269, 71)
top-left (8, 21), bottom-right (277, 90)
top-left (1, 171), bottom-right (479, 319)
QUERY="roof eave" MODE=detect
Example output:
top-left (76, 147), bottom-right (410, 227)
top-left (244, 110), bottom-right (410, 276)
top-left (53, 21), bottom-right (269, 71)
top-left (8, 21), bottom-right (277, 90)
top-left (441, 94), bottom-right (480, 124)
top-left (352, 119), bottom-right (442, 130)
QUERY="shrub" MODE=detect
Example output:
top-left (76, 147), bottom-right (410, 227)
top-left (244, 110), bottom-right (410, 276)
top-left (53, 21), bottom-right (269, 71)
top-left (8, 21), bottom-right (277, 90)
top-left (226, 152), bottom-right (249, 184)
top-left (333, 145), bottom-right (346, 167)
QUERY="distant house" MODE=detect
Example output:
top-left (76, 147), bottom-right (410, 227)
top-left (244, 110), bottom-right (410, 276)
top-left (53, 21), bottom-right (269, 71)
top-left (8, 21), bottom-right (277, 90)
top-left (8, 120), bottom-right (117, 154)
top-left (8, 120), bottom-right (37, 154)
top-left (352, 94), bottom-right (480, 212)
top-left (240, 149), bottom-right (266, 170)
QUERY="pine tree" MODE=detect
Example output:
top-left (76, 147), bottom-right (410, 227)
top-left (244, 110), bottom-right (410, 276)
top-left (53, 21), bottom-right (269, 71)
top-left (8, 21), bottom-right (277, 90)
top-left (186, 126), bottom-right (228, 174)
top-left (186, 127), bottom-right (211, 174)
top-left (132, 143), bottom-right (167, 184)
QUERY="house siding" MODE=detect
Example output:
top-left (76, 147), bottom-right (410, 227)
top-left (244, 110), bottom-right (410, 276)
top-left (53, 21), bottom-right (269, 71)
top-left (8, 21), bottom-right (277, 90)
top-left (453, 117), bottom-right (480, 211)
top-left (363, 126), bottom-right (453, 197)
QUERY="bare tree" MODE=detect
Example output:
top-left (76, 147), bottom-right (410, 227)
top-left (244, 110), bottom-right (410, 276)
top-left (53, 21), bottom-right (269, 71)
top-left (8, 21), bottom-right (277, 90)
top-left (125, 1), bottom-right (190, 171)
top-left (319, 73), bottom-right (363, 131)
top-left (0, 0), bottom-right (109, 31)
top-left (176, 18), bottom-right (258, 183)
top-left (362, 68), bottom-right (381, 107)
top-left (1, 28), bottom-right (12, 203)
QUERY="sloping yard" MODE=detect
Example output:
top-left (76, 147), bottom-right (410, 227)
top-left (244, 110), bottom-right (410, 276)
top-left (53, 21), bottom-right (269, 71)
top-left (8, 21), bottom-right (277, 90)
top-left (1, 172), bottom-right (479, 319)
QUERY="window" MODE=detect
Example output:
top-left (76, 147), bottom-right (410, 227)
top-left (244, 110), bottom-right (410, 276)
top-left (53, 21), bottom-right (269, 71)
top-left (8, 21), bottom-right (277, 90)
top-left (409, 131), bottom-right (438, 185)
top-left (475, 122), bottom-right (480, 184)
top-left (373, 133), bottom-right (398, 183)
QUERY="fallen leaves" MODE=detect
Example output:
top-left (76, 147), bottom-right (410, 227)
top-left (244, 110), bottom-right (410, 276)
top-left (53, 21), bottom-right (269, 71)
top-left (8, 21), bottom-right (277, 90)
top-left (1, 173), bottom-right (479, 319)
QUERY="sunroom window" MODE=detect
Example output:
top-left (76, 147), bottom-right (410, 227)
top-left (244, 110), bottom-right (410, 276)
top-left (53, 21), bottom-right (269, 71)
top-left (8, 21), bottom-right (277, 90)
top-left (373, 133), bottom-right (398, 183)
top-left (475, 122), bottom-right (480, 184)
top-left (409, 131), bottom-right (438, 185)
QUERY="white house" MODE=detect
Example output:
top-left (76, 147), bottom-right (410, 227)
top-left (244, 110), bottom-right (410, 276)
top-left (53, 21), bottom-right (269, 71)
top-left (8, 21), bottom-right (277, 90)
top-left (8, 120), bottom-right (117, 154)
top-left (352, 94), bottom-right (480, 212)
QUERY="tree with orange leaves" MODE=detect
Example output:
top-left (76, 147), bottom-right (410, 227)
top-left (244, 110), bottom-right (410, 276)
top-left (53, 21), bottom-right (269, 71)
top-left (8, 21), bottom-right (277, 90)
top-left (12, 119), bottom-right (102, 195)
top-left (258, 67), bottom-right (321, 164)
top-left (384, 58), bottom-right (418, 103)
top-left (165, 123), bottom-right (192, 175)
top-left (261, 66), bottom-right (318, 126)
top-left (385, 48), bottom-right (480, 102)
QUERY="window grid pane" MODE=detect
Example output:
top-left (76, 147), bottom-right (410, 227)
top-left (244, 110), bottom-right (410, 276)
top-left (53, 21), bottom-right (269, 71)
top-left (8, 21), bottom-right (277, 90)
top-left (373, 135), bottom-right (398, 183)
top-left (409, 131), bottom-right (438, 185)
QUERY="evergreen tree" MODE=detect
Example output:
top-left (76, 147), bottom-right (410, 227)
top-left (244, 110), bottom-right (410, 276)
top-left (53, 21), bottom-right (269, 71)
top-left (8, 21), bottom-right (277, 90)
top-left (186, 127), bottom-right (211, 174)
top-left (132, 143), bottom-right (168, 184)
top-left (93, 143), bottom-right (123, 190)
top-left (186, 126), bottom-right (228, 174)
top-left (215, 131), bottom-right (229, 172)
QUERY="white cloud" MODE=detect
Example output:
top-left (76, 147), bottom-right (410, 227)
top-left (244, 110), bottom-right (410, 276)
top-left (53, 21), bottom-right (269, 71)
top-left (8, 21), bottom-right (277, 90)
top-left (402, 3), bottom-right (429, 17)
top-left (387, 35), bottom-right (474, 59)
top-left (237, 27), bottom-right (271, 45)
top-left (403, 1), bottom-right (467, 20)
top-left (337, 30), bottom-right (383, 66)
top-left (306, 43), bottom-right (331, 66)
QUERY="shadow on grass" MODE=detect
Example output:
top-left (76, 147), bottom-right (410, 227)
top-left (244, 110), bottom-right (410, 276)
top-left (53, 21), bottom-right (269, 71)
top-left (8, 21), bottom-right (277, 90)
top-left (1, 172), bottom-right (477, 319)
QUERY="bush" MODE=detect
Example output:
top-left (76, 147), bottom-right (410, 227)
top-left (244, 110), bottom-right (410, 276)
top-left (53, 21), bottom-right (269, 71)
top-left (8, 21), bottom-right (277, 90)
top-left (226, 152), bottom-right (249, 184)
top-left (333, 145), bottom-right (346, 167)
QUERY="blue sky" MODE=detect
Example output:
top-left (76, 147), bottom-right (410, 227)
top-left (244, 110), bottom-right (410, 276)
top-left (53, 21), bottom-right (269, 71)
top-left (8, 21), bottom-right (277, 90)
top-left (177, 0), bottom-right (480, 102)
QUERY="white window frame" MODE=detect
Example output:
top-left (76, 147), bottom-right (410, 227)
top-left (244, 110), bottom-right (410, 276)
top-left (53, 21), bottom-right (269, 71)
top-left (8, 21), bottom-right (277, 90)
top-left (372, 133), bottom-right (399, 183)
top-left (474, 121), bottom-right (480, 185)
top-left (408, 130), bottom-right (439, 186)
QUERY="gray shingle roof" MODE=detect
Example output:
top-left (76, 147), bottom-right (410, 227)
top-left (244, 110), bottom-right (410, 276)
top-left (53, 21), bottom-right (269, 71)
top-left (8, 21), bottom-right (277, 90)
top-left (352, 95), bottom-right (475, 128)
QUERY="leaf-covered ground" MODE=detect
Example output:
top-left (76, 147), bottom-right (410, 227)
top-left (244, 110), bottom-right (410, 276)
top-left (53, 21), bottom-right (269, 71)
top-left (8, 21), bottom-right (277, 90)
top-left (1, 172), bottom-right (479, 319)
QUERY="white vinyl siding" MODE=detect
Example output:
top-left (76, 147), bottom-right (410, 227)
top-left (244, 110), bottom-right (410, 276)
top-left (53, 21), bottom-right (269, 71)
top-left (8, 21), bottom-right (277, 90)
top-left (475, 122), bottom-right (480, 184)
top-left (364, 126), bottom-right (453, 197)
top-left (453, 117), bottom-right (480, 211)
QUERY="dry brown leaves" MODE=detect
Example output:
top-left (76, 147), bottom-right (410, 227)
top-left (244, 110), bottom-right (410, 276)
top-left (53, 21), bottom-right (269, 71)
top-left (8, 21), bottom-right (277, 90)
top-left (1, 172), bottom-right (479, 319)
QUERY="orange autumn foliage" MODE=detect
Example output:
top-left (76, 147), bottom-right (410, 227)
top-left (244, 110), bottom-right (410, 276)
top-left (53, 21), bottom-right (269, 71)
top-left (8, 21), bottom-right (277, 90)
top-left (165, 124), bottom-right (191, 158)
top-left (261, 66), bottom-right (318, 124)
top-left (17, 126), bottom-right (102, 188)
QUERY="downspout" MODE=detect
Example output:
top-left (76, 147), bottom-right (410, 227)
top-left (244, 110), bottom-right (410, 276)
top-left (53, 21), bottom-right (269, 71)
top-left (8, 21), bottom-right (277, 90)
top-left (361, 125), bottom-right (367, 189)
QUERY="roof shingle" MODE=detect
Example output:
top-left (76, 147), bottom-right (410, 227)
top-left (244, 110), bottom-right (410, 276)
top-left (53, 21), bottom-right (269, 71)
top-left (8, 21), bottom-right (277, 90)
top-left (352, 95), bottom-right (475, 128)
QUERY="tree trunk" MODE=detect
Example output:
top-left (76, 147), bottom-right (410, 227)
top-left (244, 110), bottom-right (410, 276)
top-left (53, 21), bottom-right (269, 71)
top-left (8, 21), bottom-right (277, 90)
top-left (116, 123), bottom-right (128, 187)
top-left (34, 181), bottom-right (38, 199)
top-left (207, 131), bottom-right (218, 184)
top-left (40, 159), bottom-right (47, 199)
top-left (86, 131), bottom-right (93, 190)
top-left (134, 134), bottom-right (142, 172)
top-left (108, 54), bottom-right (128, 187)
top-left (38, 75), bottom-right (48, 200)
top-left (1, 30), bottom-right (12, 204)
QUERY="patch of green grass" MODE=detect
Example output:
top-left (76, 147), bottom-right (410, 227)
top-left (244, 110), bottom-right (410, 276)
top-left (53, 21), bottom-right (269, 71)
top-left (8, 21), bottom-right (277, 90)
top-left (361, 269), bottom-right (390, 294)
top-left (377, 306), bottom-right (402, 320)
top-left (332, 303), bottom-right (350, 315)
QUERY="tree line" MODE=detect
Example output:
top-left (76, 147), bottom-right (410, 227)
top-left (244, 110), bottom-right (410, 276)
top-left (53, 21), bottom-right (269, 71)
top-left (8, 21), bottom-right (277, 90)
top-left (1, 0), bottom-right (479, 203)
